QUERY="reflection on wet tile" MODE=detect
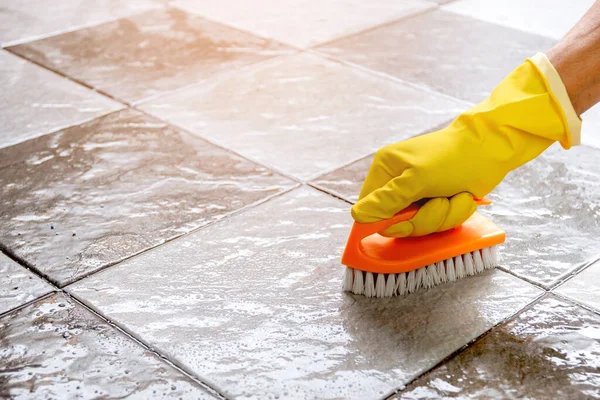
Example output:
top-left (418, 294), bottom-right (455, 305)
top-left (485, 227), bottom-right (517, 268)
top-left (556, 259), bottom-right (600, 311)
top-left (311, 155), bottom-right (372, 203)
top-left (68, 187), bottom-right (541, 399)
top-left (317, 10), bottom-right (554, 102)
top-left (0, 50), bottom-right (122, 149)
top-left (140, 52), bottom-right (467, 180)
top-left (444, 0), bottom-right (594, 40)
top-left (0, 253), bottom-right (52, 315)
top-left (0, 0), bottom-right (161, 46)
top-left (482, 144), bottom-right (600, 287)
top-left (582, 104), bottom-right (600, 149)
top-left (398, 295), bottom-right (600, 399)
top-left (0, 292), bottom-right (215, 399)
top-left (173, 0), bottom-right (435, 48)
top-left (0, 109), bottom-right (293, 286)
top-left (8, 9), bottom-right (291, 104)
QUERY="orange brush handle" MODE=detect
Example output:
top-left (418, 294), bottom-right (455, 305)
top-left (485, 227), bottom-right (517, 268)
top-left (342, 196), bottom-right (504, 274)
top-left (351, 197), bottom-right (492, 239)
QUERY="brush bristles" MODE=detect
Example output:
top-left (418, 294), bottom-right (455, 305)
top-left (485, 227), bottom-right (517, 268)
top-left (343, 246), bottom-right (500, 298)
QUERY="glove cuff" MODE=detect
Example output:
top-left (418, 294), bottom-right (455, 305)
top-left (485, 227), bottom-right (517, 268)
top-left (528, 52), bottom-right (582, 149)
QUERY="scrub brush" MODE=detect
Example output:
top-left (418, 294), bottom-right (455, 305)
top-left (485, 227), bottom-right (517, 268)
top-left (341, 198), bottom-right (505, 297)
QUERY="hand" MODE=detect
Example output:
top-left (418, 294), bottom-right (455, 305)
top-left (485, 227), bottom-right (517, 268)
top-left (352, 53), bottom-right (580, 237)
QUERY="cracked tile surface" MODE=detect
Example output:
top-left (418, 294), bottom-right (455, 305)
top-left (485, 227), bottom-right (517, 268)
top-left (69, 187), bottom-right (541, 400)
top-left (140, 52), bottom-right (467, 180)
top-left (0, 292), bottom-right (215, 399)
top-left (0, 109), bottom-right (294, 286)
top-left (0, 0), bottom-right (161, 46)
top-left (0, 50), bottom-right (123, 149)
top-left (0, 253), bottom-right (52, 315)
top-left (398, 295), bottom-right (600, 399)
top-left (317, 9), bottom-right (554, 102)
top-left (313, 144), bottom-right (600, 288)
top-left (8, 8), bottom-right (292, 103)
top-left (172, 0), bottom-right (435, 48)
top-left (444, 0), bottom-right (595, 40)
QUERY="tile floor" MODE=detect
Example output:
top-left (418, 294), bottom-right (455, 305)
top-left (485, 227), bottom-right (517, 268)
top-left (2, 1), bottom-right (600, 399)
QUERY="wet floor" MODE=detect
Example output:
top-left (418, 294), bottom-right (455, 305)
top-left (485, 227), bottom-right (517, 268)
top-left (1, 1), bottom-right (600, 399)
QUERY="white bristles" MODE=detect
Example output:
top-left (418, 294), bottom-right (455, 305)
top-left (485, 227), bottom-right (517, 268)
top-left (352, 269), bottom-right (364, 295)
top-left (385, 274), bottom-right (396, 297)
top-left (473, 250), bottom-right (484, 273)
top-left (343, 267), bottom-right (354, 291)
top-left (396, 273), bottom-right (407, 296)
top-left (365, 272), bottom-right (375, 297)
top-left (464, 252), bottom-right (475, 275)
top-left (343, 246), bottom-right (501, 297)
top-left (446, 257), bottom-right (456, 281)
top-left (481, 246), bottom-right (498, 269)
top-left (415, 268), bottom-right (425, 291)
top-left (375, 274), bottom-right (386, 298)
top-left (454, 255), bottom-right (466, 279)
top-left (436, 261), bottom-right (447, 283)
top-left (492, 246), bottom-right (499, 264)
top-left (425, 264), bottom-right (437, 288)
top-left (407, 270), bottom-right (417, 294)
top-left (481, 247), bottom-right (494, 269)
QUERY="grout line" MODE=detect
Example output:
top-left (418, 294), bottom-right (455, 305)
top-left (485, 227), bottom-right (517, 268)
top-left (131, 50), bottom-right (300, 106)
top-left (494, 265), bottom-right (550, 292)
top-left (0, 2), bottom-right (166, 48)
top-left (0, 107), bottom-right (126, 153)
top-left (132, 106), bottom-right (306, 184)
top-left (305, 116), bottom-right (457, 186)
top-left (0, 291), bottom-right (57, 320)
top-left (306, 153), bottom-right (373, 183)
top-left (307, 183), bottom-right (355, 205)
top-left (548, 253), bottom-right (600, 290)
top-left (308, 46), bottom-right (474, 108)
top-left (0, 285), bottom-right (229, 398)
top-left (171, 1), bottom-right (440, 52)
top-left (4, 48), bottom-right (130, 106)
top-left (307, 183), bottom-right (354, 206)
top-left (5, 8), bottom-right (299, 110)
top-left (310, 1), bottom-right (440, 50)
top-left (0, 246), bottom-right (62, 288)
top-left (382, 290), bottom-right (548, 399)
top-left (64, 292), bottom-right (230, 400)
top-left (551, 291), bottom-right (600, 319)
top-left (62, 183), bottom-right (300, 288)
top-left (167, 3), bottom-right (308, 53)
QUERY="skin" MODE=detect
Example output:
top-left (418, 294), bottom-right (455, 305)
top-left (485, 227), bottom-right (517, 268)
top-left (547, 1), bottom-right (600, 116)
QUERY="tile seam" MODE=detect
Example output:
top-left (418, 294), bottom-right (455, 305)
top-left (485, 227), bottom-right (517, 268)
top-left (0, 1), bottom-right (167, 48)
top-left (60, 183), bottom-right (301, 288)
top-left (64, 291), bottom-right (230, 400)
top-left (382, 289), bottom-right (548, 399)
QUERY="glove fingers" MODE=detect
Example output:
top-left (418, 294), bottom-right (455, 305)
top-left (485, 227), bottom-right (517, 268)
top-left (357, 146), bottom-right (409, 201)
top-left (381, 193), bottom-right (477, 238)
top-left (351, 169), bottom-right (421, 223)
top-left (437, 192), bottom-right (477, 232)
top-left (357, 156), bottom-right (395, 201)
top-left (381, 197), bottom-right (449, 237)
top-left (380, 220), bottom-right (414, 238)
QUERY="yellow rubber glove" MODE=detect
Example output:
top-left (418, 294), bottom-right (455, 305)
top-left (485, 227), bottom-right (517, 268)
top-left (352, 53), bottom-right (581, 237)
